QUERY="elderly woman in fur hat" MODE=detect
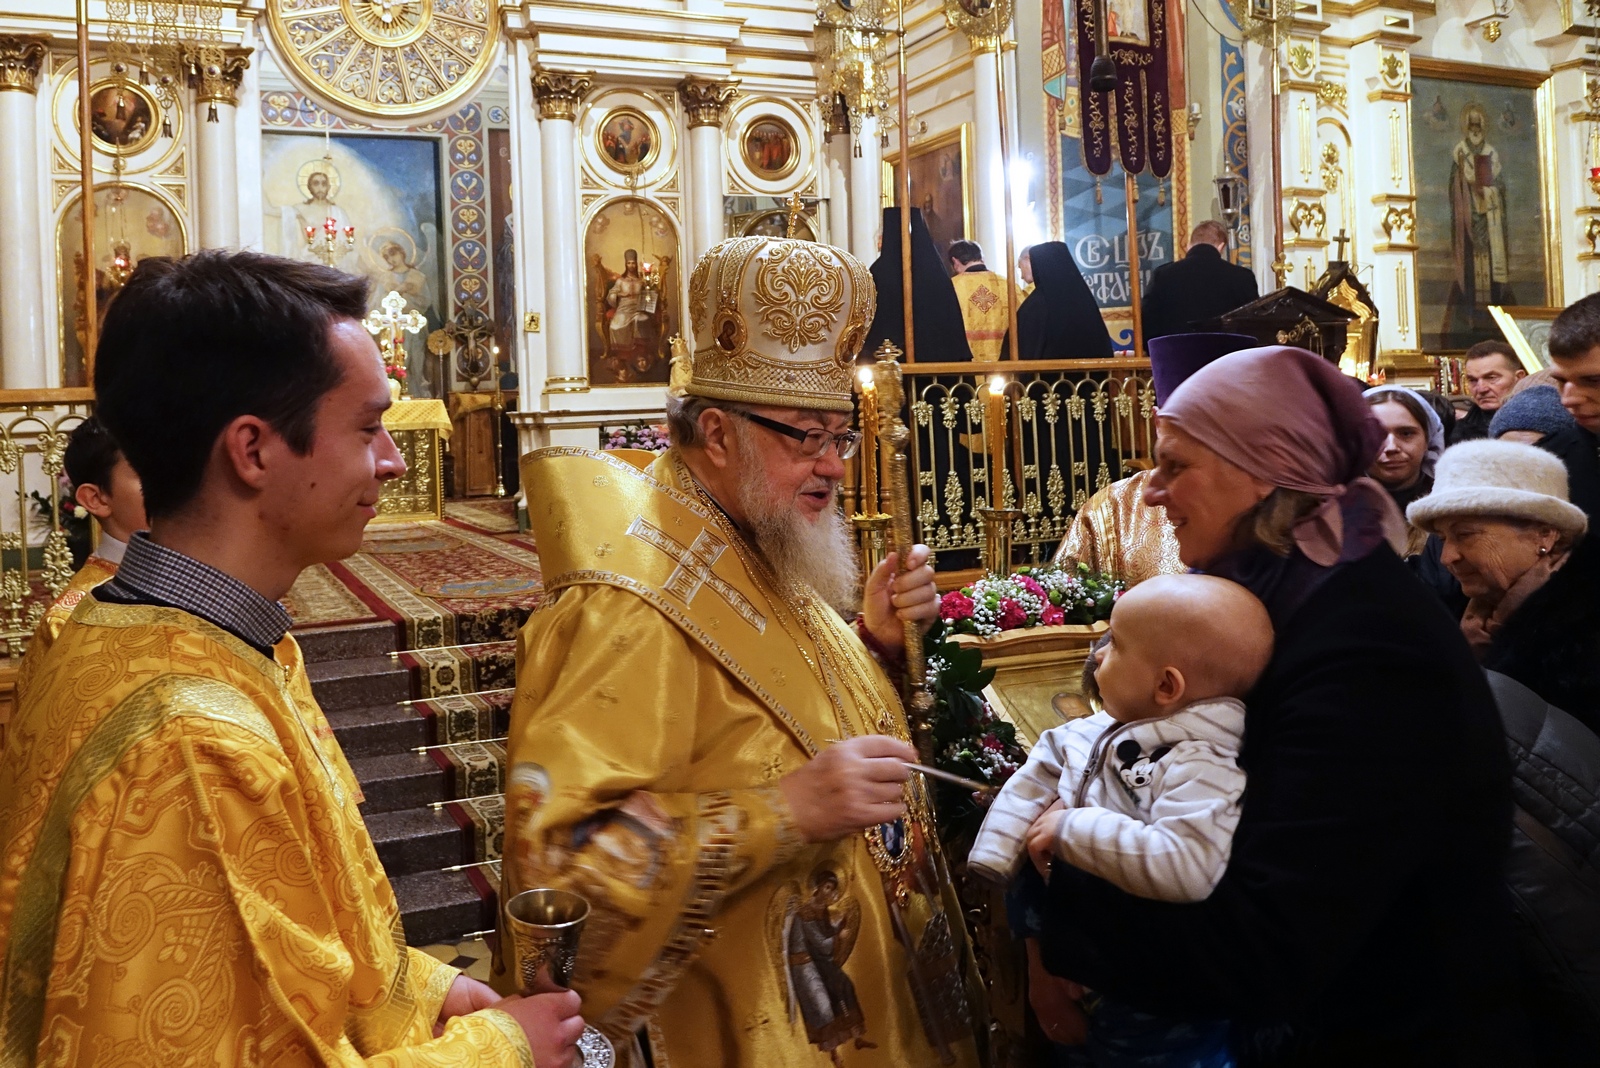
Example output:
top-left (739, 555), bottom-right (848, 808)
top-left (1410, 439), bottom-right (1599, 734)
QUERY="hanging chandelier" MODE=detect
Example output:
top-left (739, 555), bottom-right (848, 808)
top-left (105, 0), bottom-right (227, 132)
top-left (815, 0), bottom-right (895, 153)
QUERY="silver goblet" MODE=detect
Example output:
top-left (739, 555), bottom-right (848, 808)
top-left (504, 888), bottom-right (616, 1068)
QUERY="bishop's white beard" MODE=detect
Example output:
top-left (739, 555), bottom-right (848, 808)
top-left (730, 425), bottom-right (862, 612)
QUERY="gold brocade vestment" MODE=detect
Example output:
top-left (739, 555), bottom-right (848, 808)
top-left (1052, 469), bottom-right (1184, 586)
top-left (503, 447), bottom-right (981, 1068)
top-left (951, 270), bottom-right (1009, 362)
top-left (12, 555), bottom-right (118, 708)
top-left (0, 598), bottom-right (531, 1066)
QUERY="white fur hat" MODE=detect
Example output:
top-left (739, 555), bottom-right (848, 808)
top-left (1408, 439), bottom-right (1589, 538)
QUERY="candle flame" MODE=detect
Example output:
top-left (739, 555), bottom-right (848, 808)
top-left (988, 375), bottom-right (1007, 395)
top-left (857, 367), bottom-right (875, 389)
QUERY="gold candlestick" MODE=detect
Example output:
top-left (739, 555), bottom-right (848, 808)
top-left (985, 374), bottom-right (1009, 510)
top-left (856, 366), bottom-right (882, 516)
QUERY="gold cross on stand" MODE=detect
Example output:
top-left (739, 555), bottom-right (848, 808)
top-left (363, 290), bottom-right (427, 397)
top-left (785, 192), bottom-right (805, 239)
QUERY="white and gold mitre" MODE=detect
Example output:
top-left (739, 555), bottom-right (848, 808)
top-left (673, 236), bottom-right (875, 414)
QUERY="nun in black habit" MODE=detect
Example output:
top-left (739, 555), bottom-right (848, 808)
top-left (1007, 240), bottom-right (1114, 359)
top-left (863, 207), bottom-right (979, 567)
top-left (862, 207), bottom-right (973, 364)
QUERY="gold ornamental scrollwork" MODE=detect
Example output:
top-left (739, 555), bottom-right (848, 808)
top-left (1316, 78), bottom-right (1348, 111)
top-left (1288, 200), bottom-right (1327, 238)
top-left (943, 0), bottom-right (1014, 50)
top-left (182, 46), bottom-right (251, 107)
top-left (1381, 204), bottom-right (1416, 243)
top-left (531, 67), bottom-right (594, 122)
top-left (1288, 43), bottom-right (1315, 78)
top-left (679, 77), bottom-right (739, 129)
top-left (0, 35), bottom-right (49, 94)
top-left (753, 243), bottom-right (845, 353)
top-left (265, 0), bottom-right (497, 121)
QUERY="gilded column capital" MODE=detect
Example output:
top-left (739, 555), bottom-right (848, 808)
top-left (531, 67), bottom-right (594, 122)
top-left (183, 46), bottom-right (252, 107)
top-left (679, 77), bottom-right (739, 128)
top-left (0, 36), bottom-right (50, 95)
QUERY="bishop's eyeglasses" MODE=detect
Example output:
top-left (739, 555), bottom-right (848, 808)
top-left (731, 409), bottom-right (861, 459)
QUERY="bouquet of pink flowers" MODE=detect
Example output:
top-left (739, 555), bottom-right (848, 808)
top-left (602, 423), bottom-right (671, 453)
top-left (938, 563), bottom-right (1121, 638)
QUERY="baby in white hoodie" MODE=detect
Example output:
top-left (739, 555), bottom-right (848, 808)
top-left (970, 572), bottom-right (1273, 902)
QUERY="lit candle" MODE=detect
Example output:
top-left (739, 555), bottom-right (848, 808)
top-left (986, 375), bottom-right (1008, 510)
top-left (857, 366), bottom-right (879, 515)
top-left (304, 224), bottom-right (316, 243)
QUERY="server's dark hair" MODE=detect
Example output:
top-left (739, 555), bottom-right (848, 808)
top-left (1548, 293), bottom-right (1600, 361)
top-left (62, 416), bottom-right (121, 493)
top-left (94, 250), bottom-right (369, 518)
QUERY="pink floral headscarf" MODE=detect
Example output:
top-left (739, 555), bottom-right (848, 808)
top-left (1160, 346), bottom-right (1407, 566)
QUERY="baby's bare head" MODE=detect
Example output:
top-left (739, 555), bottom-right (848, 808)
top-left (1094, 574), bottom-right (1274, 722)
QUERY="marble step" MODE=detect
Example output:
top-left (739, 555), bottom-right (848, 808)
top-left (326, 702), bottom-right (430, 758)
top-left (367, 806), bottom-right (475, 876)
top-left (308, 655), bottom-right (412, 712)
top-left (293, 621), bottom-right (397, 664)
top-left (352, 741), bottom-right (507, 814)
top-left (391, 866), bottom-right (498, 948)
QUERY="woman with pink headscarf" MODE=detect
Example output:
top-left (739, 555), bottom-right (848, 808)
top-left (1024, 347), bottom-right (1520, 1063)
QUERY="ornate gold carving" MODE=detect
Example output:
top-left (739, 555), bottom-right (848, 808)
top-left (532, 67), bottom-right (593, 122)
top-left (1381, 204), bottom-right (1416, 242)
top-left (943, 0), bottom-right (1014, 50)
top-left (1288, 199), bottom-right (1327, 237)
top-left (182, 45), bottom-right (251, 107)
top-left (0, 35), bottom-right (48, 94)
top-left (1316, 78), bottom-right (1347, 111)
top-left (1288, 42), bottom-right (1315, 78)
top-left (1380, 51), bottom-right (1407, 90)
top-left (265, 0), bottom-right (497, 120)
top-left (753, 243), bottom-right (844, 352)
top-left (1321, 142), bottom-right (1341, 192)
top-left (679, 77), bottom-right (739, 129)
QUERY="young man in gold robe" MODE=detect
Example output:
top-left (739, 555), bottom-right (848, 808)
top-left (14, 417), bottom-right (147, 704)
top-left (503, 236), bottom-right (983, 1068)
top-left (0, 251), bottom-right (584, 1066)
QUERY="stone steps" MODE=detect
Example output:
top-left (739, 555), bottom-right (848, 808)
top-left (294, 619), bottom-right (510, 950)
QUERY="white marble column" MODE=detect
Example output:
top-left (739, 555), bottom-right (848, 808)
top-left (680, 78), bottom-right (738, 263)
top-left (972, 44), bottom-right (1005, 264)
top-left (1348, 36), bottom-right (1418, 354)
top-left (188, 47), bottom-right (250, 250)
top-left (849, 115), bottom-right (882, 259)
top-left (531, 67), bottom-right (593, 395)
top-left (825, 128), bottom-right (851, 250)
top-left (0, 36), bottom-right (49, 389)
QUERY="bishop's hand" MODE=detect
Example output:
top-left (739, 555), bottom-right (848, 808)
top-left (861, 546), bottom-right (939, 654)
top-left (779, 735), bottom-right (916, 842)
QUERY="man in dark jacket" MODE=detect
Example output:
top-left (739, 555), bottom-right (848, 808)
top-left (1453, 340), bottom-right (1526, 442)
top-left (1139, 220), bottom-right (1259, 343)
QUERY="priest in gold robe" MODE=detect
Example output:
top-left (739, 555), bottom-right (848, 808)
top-left (0, 251), bottom-right (582, 1066)
top-left (503, 236), bottom-right (983, 1068)
top-left (1053, 333), bottom-right (1257, 585)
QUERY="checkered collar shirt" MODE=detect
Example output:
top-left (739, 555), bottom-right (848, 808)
top-left (99, 532), bottom-right (294, 655)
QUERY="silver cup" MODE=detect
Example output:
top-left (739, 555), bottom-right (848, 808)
top-left (503, 888), bottom-right (615, 1067)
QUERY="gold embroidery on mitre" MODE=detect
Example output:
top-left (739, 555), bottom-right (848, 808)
top-left (682, 236), bottom-right (875, 414)
top-left (754, 243), bottom-right (844, 352)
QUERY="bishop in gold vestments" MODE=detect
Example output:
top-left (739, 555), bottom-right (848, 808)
top-left (503, 235), bottom-right (981, 1068)
top-left (0, 595), bottom-right (531, 1065)
top-left (1051, 469), bottom-right (1183, 586)
top-left (507, 449), bottom-right (978, 1068)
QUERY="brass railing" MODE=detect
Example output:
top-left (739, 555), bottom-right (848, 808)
top-left (848, 359), bottom-right (1154, 569)
top-left (0, 403), bottom-right (94, 657)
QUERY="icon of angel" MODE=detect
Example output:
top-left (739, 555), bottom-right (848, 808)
top-left (769, 870), bottom-right (874, 1065)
